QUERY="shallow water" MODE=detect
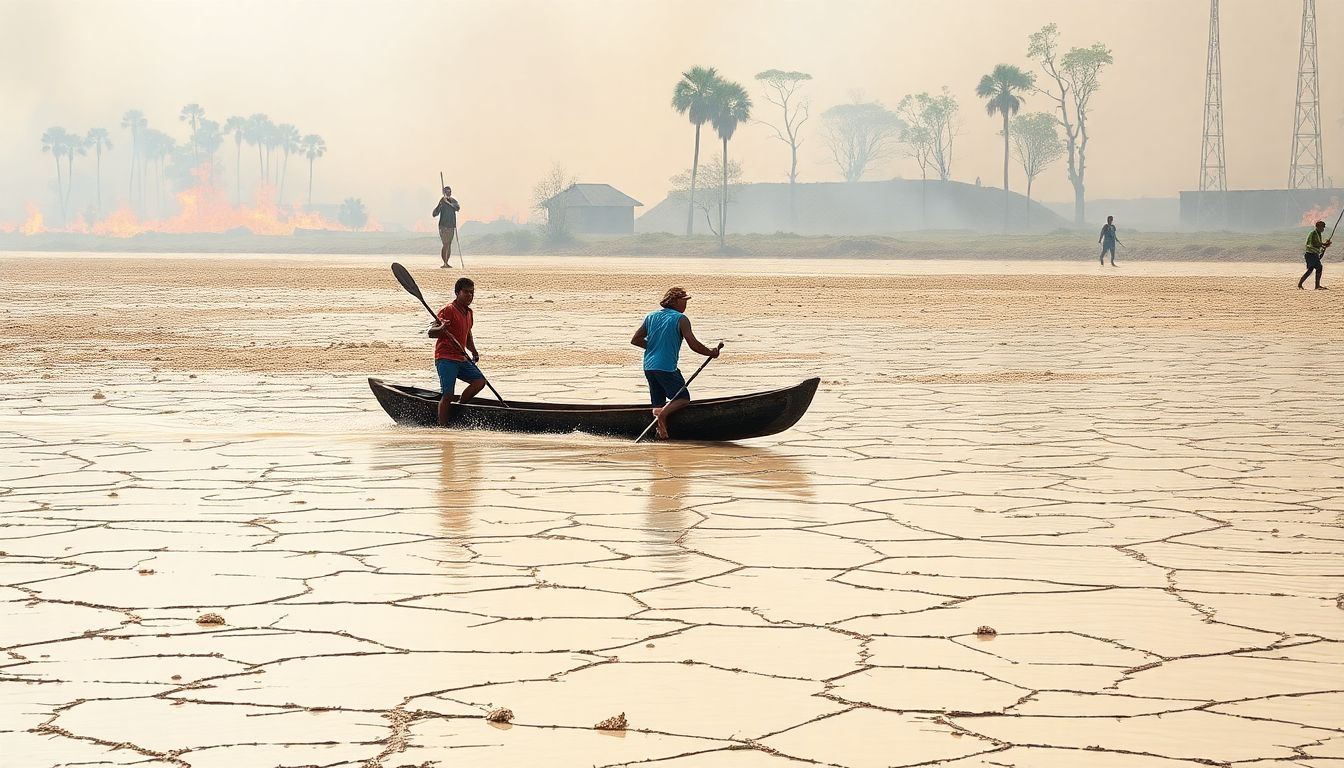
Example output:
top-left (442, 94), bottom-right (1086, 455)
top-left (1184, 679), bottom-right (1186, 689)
top-left (2, 253), bottom-right (1343, 767)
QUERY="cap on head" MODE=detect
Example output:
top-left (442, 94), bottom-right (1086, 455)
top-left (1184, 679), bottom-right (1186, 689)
top-left (1317, 220), bottom-right (1327, 227)
top-left (660, 286), bottom-right (690, 307)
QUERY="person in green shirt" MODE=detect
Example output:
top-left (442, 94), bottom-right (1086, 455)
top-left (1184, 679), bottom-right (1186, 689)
top-left (1299, 220), bottom-right (1333, 290)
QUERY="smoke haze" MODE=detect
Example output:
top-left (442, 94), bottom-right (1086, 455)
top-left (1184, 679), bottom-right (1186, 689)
top-left (2, 0), bottom-right (1338, 227)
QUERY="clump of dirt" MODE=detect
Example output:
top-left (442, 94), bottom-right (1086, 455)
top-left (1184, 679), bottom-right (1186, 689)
top-left (485, 707), bottom-right (513, 723)
top-left (974, 625), bottom-right (997, 637)
top-left (92, 391), bottom-right (105, 400)
top-left (137, 569), bottom-right (155, 576)
top-left (195, 612), bottom-right (225, 626)
top-left (595, 712), bottom-right (627, 730)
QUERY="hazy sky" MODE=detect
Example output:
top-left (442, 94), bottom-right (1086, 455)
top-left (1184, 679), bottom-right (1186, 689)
top-left (3, 0), bottom-right (1340, 226)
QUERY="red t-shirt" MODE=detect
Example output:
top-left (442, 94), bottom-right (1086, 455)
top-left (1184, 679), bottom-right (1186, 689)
top-left (434, 302), bottom-right (473, 361)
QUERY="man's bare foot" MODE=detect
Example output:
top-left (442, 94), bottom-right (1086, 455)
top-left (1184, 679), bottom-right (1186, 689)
top-left (440, 262), bottom-right (452, 269)
top-left (1316, 285), bottom-right (1329, 290)
top-left (651, 407), bottom-right (669, 439)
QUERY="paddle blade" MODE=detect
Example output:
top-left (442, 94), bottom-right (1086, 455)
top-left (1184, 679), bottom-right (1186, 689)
top-left (391, 262), bottom-right (423, 301)
top-left (391, 262), bottom-right (439, 320)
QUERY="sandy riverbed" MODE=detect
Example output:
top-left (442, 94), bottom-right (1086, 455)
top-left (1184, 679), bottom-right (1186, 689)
top-left (2, 252), bottom-right (1343, 767)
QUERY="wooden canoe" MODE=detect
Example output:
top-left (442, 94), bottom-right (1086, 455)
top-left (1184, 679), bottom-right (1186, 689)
top-left (367, 377), bottom-right (819, 442)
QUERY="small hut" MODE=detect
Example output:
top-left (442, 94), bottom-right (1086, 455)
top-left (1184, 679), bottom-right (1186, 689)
top-left (543, 183), bottom-right (643, 235)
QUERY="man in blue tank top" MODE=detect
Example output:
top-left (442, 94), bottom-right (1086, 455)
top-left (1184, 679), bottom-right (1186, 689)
top-left (631, 286), bottom-right (721, 439)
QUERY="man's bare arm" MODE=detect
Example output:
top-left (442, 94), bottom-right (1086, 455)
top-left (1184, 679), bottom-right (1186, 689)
top-left (631, 322), bottom-right (648, 349)
top-left (679, 316), bottom-right (719, 357)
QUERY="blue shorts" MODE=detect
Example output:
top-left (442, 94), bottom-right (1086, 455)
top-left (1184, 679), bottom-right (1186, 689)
top-left (1101, 242), bottom-right (1116, 255)
top-left (645, 369), bottom-right (689, 407)
top-left (436, 358), bottom-right (484, 395)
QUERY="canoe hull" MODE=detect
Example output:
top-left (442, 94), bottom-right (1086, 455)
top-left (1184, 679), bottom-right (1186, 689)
top-left (368, 377), bottom-right (820, 442)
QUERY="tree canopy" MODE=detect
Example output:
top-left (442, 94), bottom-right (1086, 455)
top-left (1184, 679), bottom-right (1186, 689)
top-left (821, 102), bottom-right (904, 182)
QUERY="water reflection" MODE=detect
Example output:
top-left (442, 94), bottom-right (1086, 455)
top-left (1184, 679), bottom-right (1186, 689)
top-left (369, 432), bottom-right (813, 578)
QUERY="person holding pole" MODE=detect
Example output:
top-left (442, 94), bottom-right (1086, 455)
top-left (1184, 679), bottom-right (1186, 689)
top-left (433, 184), bottom-right (461, 268)
top-left (1299, 219), bottom-right (1332, 290)
top-left (428, 277), bottom-right (486, 425)
top-left (631, 286), bottom-right (721, 440)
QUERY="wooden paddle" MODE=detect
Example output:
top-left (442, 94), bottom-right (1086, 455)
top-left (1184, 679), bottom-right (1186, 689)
top-left (390, 262), bottom-right (510, 408)
top-left (634, 342), bottom-right (724, 444)
top-left (1329, 207), bottom-right (1344, 250)
top-left (440, 172), bottom-right (468, 271)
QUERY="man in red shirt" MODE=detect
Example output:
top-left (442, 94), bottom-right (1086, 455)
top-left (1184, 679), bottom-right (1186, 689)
top-left (428, 277), bottom-right (485, 425)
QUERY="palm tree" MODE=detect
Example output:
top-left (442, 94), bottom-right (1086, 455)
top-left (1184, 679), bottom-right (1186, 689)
top-left (195, 119), bottom-right (223, 171)
top-left (120, 110), bottom-right (147, 209)
top-left (710, 79), bottom-right (751, 247)
top-left (40, 127), bottom-right (73, 224)
top-left (63, 132), bottom-right (87, 216)
top-left (223, 116), bottom-right (247, 204)
top-left (245, 114), bottom-right (269, 182)
top-left (262, 121), bottom-right (281, 184)
top-left (672, 66), bottom-right (721, 237)
top-left (140, 129), bottom-right (176, 216)
top-left (86, 128), bottom-right (112, 214)
top-left (976, 64), bottom-right (1034, 230)
top-left (179, 103), bottom-right (205, 162)
top-left (301, 134), bottom-right (326, 207)
top-left (275, 123), bottom-right (300, 203)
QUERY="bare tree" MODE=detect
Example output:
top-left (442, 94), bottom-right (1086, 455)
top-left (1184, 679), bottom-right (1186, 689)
top-left (754, 69), bottom-right (811, 228)
top-left (668, 153), bottom-right (743, 237)
top-left (1007, 112), bottom-right (1065, 226)
top-left (902, 125), bottom-right (935, 226)
top-left (896, 87), bottom-right (959, 181)
top-left (821, 101), bottom-right (904, 182)
top-left (531, 163), bottom-right (577, 245)
top-left (1028, 23), bottom-right (1113, 225)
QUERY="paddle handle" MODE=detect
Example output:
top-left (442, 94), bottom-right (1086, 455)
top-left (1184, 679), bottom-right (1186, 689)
top-left (634, 342), bottom-right (724, 443)
top-left (679, 342), bottom-right (724, 393)
top-left (394, 262), bottom-right (509, 409)
top-left (415, 297), bottom-right (437, 320)
top-left (434, 322), bottom-right (509, 408)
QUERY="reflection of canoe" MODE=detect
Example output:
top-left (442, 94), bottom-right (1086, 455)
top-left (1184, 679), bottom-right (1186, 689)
top-left (367, 377), bottom-right (820, 442)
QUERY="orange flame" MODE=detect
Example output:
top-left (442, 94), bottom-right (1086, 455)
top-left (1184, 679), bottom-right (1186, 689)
top-left (1302, 198), bottom-right (1341, 226)
top-left (20, 204), bottom-right (43, 235)
top-left (6, 165), bottom-right (377, 237)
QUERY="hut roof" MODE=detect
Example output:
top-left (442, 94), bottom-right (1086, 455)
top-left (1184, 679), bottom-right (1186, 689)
top-left (545, 183), bottom-right (643, 208)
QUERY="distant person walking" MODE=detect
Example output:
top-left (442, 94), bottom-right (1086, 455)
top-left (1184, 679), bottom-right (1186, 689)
top-left (433, 186), bottom-right (461, 269)
top-left (1099, 215), bottom-right (1120, 266)
top-left (630, 286), bottom-right (721, 440)
top-left (1298, 219), bottom-right (1332, 290)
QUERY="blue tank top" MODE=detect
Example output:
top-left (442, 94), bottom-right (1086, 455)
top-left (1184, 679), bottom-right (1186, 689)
top-left (642, 308), bottom-right (684, 371)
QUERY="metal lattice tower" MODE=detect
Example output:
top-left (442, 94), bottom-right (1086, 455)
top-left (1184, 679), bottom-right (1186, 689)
top-left (1290, 0), bottom-right (1324, 189)
top-left (1200, 0), bottom-right (1226, 194)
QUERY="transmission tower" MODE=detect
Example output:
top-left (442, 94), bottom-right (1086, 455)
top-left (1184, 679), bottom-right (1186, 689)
top-left (1199, 0), bottom-right (1227, 226)
top-left (1290, 0), bottom-right (1324, 189)
top-left (1200, 0), bottom-right (1226, 194)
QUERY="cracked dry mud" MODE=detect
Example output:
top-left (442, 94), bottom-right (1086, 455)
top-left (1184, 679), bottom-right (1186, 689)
top-left (2, 253), bottom-right (1343, 767)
